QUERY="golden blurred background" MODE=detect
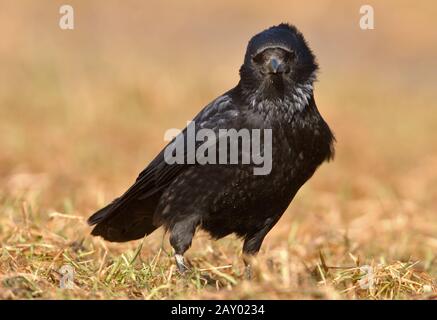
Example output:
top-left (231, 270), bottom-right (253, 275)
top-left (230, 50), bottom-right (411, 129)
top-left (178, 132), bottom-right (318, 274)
top-left (0, 1), bottom-right (437, 299)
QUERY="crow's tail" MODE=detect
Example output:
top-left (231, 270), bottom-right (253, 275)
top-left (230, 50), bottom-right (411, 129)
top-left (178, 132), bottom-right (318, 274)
top-left (88, 192), bottom-right (162, 242)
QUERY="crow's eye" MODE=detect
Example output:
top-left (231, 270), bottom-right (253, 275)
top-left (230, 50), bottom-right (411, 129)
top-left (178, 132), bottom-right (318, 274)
top-left (252, 53), bottom-right (264, 65)
top-left (283, 50), bottom-right (296, 62)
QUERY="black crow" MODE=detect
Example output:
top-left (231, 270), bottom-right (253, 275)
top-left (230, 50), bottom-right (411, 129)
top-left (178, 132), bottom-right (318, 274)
top-left (88, 23), bottom-right (335, 273)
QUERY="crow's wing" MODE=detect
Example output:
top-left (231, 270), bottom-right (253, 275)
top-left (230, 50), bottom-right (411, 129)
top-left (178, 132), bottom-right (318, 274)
top-left (88, 91), bottom-right (245, 226)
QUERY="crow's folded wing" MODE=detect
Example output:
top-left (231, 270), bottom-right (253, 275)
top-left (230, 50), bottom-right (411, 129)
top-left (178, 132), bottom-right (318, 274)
top-left (88, 92), bottom-right (245, 225)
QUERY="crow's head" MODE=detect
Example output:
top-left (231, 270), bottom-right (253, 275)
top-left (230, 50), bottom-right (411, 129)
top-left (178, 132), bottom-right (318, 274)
top-left (240, 23), bottom-right (318, 100)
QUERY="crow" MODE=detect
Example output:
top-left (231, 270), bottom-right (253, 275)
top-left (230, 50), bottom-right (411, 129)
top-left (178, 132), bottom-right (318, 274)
top-left (88, 23), bottom-right (335, 273)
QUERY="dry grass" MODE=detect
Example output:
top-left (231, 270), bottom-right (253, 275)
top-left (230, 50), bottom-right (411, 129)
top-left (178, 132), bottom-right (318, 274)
top-left (1, 1), bottom-right (437, 299)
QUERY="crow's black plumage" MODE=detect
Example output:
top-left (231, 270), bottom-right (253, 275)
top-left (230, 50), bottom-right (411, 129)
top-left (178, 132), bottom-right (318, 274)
top-left (88, 23), bottom-right (335, 272)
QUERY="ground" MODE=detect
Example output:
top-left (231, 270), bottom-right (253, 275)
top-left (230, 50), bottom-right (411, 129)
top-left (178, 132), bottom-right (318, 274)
top-left (0, 1), bottom-right (437, 299)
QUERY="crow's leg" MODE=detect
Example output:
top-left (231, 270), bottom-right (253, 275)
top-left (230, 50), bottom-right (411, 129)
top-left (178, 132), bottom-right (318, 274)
top-left (242, 238), bottom-right (264, 280)
top-left (169, 216), bottom-right (200, 273)
top-left (242, 217), bottom-right (279, 279)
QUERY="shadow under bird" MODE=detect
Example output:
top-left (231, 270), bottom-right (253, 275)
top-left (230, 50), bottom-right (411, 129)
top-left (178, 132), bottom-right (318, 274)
top-left (88, 23), bottom-right (335, 273)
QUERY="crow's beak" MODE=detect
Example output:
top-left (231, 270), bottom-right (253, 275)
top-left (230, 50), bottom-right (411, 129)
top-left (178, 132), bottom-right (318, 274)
top-left (268, 58), bottom-right (286, 74)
